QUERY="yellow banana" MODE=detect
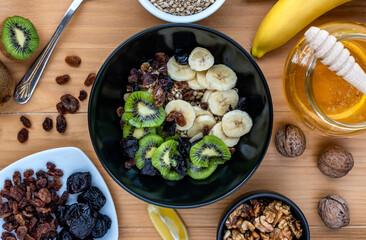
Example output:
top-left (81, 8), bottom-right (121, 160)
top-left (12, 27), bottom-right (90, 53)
top-left (251, 0), bottom-right (352, 58)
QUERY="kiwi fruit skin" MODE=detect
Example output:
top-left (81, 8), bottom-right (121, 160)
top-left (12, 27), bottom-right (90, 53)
top-left (135, 134), bottom-right (164, 170)
top-left (0, 60), bottom-right (14, 106)
top-left (123, 122), bottom-right (156, 140)
top-left (189, 135), bottom-right (231, 168)
top-left (0, 16), bottom-right (39, 62)
top-left (187, 158), bottom-right (218, 180)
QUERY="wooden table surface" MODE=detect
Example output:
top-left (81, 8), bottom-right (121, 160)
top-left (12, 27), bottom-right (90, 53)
top-left (1, 0), bottom-right (366, 239)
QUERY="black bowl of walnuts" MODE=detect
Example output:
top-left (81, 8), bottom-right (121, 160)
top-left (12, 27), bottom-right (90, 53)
top-left (88, 24), bottom-right (273, 208)
top-left (217, 191), bottom-right (310, 240)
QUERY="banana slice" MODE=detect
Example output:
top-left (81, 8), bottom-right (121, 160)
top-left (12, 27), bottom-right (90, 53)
top-left (196, 71), bottom-right (211, 89)
top-left (188, 78), bottom-right (204, 90)
top-left (187, 115), bottom-right (216, 137)
top-left (165, 100), bottom-right (196, 130)
top-left (206, 64), bottom-right (237, 91)
top-left (207, 90), bottom-right (239, 116)
top-left (167, 57), bottom-right (196, 82)
top-left (190, 132), bottom-right (204, 143)
top-left (202, 90), bottom-right (214, 102)
top-left (193, 106), bottom-right (214, 118)
top-left (222, 110), bottom-right (253, 138)
top-left (188, 47), bottom-right (215, 71)
top-left (210, 122), bottom-right (240, 147)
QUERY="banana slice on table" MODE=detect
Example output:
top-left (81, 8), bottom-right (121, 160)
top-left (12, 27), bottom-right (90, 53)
top-left (188, 78), bottom-right (204, 90)
top-left (165, 100), bottom-right (196, 131)
top-left (206, 64), bottom-right (237, 91)
top-left (196, 71), bottom-right (211, 89)
top-left (207, 89), bottom-right (239, 116)
top-left (210, 122), bottom-right (240, 147)
top-left (222, 110), bottom-right (253, 138)
top-left (167, 57), bottom-right (196, 82)
top-left (188, 47), bottom-right (215, 71)
top-left (193, 106), bottom-right (214, 118)
top-left (202, 90), bottom-right (214, 103)
top-left (187, 115), bottom-right (217, 137)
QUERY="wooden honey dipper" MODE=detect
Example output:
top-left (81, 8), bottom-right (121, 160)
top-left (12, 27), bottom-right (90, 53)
top-left (305, 26), bottom-right (366, 95)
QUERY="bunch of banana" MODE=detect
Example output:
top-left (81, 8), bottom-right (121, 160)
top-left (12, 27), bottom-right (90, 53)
top-left (252, 0), bottom-right (352, 58)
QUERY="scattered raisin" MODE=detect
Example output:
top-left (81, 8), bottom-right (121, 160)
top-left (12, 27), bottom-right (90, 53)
top-left (229, 147), bottom-right (236, 154)
top-left (23, 170), bottom-right (34, 178)
top-left (203, 126), bottom-right (210, 136)
top-left (200, 102), bottom-right (209, 110)
top-left (17, 128), bottom-right (29, 143)
top-left (141, 71), bottom-right (154, 85)
top-left (128, 68), bottom-right (139, 84)
top-left (159, 75), bottom-right (174, 91)
top-left (175, 81), bottom-right (189, 89)
top-left (56, 115), bottom-right (67, 133)
top-left (55, 75), bottom-right (70, 85)
top-left (60, 94), bottom-right (80, 113)
top-left (133, 84), bottom-right (140, 92)
top-left (65, 55), bottom-right (81, 67)
top-left (124, 159), bottom-right (136, 170)
top-left (167, 111), bottom-right (186, 127)
top-left (153, 86), bottom-right (164, 100)
top-left (37, 188), bottom-right (52, 204)
top-left (42, 117), bottom-right (53, 132)
top-left (116, 107), bottom-right (124, 118)
top-left (56, 102), bottom-right (67, 115)
top-left (154, 94), bottom-right (166, 108)
top-left (20, 116), bottom-right (31, 128)
top-left (84, 73), bottom-right (96, 86)
top-left (78, 90), bottom-right (88, 101)
top-left (182, 89), bottom-right (194, 101)
top-left (119, 120), bottom-right (125, 130)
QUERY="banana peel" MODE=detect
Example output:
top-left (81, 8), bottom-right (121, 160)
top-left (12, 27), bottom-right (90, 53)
top-left (252, 0), bottom-right (352, 58)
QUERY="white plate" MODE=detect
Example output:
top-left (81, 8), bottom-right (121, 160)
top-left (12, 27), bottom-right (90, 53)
top-left (0, 147), bottom-right (118, 240)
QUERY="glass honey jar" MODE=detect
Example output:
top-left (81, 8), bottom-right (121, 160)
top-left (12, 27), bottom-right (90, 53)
top-left (284, 21), bottom-right (366, 137)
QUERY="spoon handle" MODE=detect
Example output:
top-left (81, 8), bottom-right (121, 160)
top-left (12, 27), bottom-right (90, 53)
top-left (14, 0), bottom-right (84, 104)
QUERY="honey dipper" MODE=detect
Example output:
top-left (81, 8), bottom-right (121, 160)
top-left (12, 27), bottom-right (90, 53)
top-left (305, 27), bottom-right (366, 95)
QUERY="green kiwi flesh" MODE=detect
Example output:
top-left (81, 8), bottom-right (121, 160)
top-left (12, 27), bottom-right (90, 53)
top-left (123, 91), bottom-right (165, 128)
top-left (187, 158), bottom-right (218, 180)
top-left (189, 135), bottom-right (231, 168)
top-left (123, 122), bottom-right (156, 140)
top-left (0, 16), bottom-right (39, 61)
top-left (165, 134), bottom-right (180, 141)
top-left (0, 60), bottom-right (14, 106)
top-left (152, 140), bottom-right (183, 181)
top-left (135, 134), bottom-right (164, 170)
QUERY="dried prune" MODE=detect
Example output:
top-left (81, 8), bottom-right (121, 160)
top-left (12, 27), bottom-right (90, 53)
top-left (120, 136), bottom-right (138, 159)
top-left (77, 186), bottom-right (106, 211)
top-left (56, 206), bottom-right (68, 227)
top-left (161, 120), bottom-right (176, 137)
top-left (56, 102), bottom-right (68, 115)
top-left (174, 51), bottom-right (189, 65)
top-left (56, 115), bottom-right (67, 133)
top-left (56, 229), bottom-right (73, 240)
top-left (172, 155), bottom-right (187, 176)
top-left (237, 95), bottom-right (265, 119)
top-left (17, 128), bottom-right (29, 143)
top-left (177, 137), bottom-right (191, 159)
top-left (84, 73), bottom-right (96, 87)
top-left (56, 75), bottom-right (70, 85)
top-left (124, 159), bottom-right (136, 170)
top-left (91, 213), bottom-right (111, 238)
top-left (78, 90), bottom-right (88, 101)
top-left (42, 117), bottom-right (53, 132)
top-left (60, 94), bottom-right (80, 113)
top-left (67, 172), bottom-right (91, 194)
top-left (141, 159), bottom-right (159, 177)
top-left (20, 116), bottom-right (31, 128)
top-left (65, 55), bottom-right (81, 67)
top-left (65, 203), bottom-right (96, 239)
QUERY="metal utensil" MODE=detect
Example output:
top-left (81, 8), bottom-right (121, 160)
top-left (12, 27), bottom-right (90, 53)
top-left (14, 0), bottom-right (84, 104)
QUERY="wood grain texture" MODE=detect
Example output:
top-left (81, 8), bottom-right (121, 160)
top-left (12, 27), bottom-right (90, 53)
top-left (1, 0), bottom-right (366, 239)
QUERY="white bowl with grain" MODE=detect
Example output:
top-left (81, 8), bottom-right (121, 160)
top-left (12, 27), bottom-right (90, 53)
top-left (138, 0), bottom-right (226, 23)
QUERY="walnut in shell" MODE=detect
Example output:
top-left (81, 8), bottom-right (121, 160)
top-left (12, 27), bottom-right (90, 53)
top-left (318, 195), bottom-right (350, 229)
top-left (275, 124), bottom-right (306, 157)
top-left (318, 145), bottom-right (354, 178)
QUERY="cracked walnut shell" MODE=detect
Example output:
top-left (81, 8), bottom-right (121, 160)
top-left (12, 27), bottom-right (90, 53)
top-left (318, 195), bottom-right (350, 229)
top-left (318, 145), bottom-right (354, 178)
top-left (275, 124), bottom-right (306, 157)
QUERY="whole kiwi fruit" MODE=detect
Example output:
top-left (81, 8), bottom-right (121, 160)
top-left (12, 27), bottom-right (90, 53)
top-left (0, 60), bottom-right (14, 106)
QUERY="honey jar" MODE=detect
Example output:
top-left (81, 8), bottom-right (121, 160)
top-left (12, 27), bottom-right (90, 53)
top-left (284, 22), bottom-right (366, 136)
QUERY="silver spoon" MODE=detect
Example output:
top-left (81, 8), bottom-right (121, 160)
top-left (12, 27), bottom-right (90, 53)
top-left (14, 0), bottom-right (84, 104)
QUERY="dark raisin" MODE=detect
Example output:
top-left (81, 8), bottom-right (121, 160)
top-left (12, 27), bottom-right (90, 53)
top-left (167, 111), bottom-right (186, 127)
top-left (182, 89), bottom-right (194, 101)
top-left (174, 51), bottom-right (189, 65)
top-left (4, 180), bottom-right (12, 190)
top-left (237, 96), bottom-right (265, 119)
top-left (58, 191), bottom-right (69, 206)
top-left (60, 94), bottom-right (80, 113)
top-left (203, 126), bottom-right (210, 136)
top-left (78, 90), bottom-right (88, 101)
top-left (1, 232), bottom-right (16, 240)
top-left (159, 75), bottom-right (174, 91)
top-left (23, 170), bottom-right (34, 178)
top-left (56, 115), bottom-right (67, 133)
top-left (17, 128), bottom-right (29, 143)
top-left (126, 85), bottom-right (133, 92)
top-left (84, 73), bottom-right (96, 86)
top-left (158, 76), bottom-right (169, 87)
top-left (155, 52), bottom-right (169, 64)
top-left (91, 213), bottom-right (111, 238)
top-left (120, 136), bottom-right (138, 159)
top-left (161, 120), bottom-right (176, 137)
top-left (175, 81), bottom-right (189, 89)
top-left (229, 147), bottom-right (236, 154)
top-left (65, 55), bottom-right (81, 67)
top-left (154, 94), bottom-right (166, 108)
top-left (20, 116), bottom-right (31, 128)
top-left (199, 102), bottom-right (208, 110)
top-left (56, 102), bottom-right (68, 115)
top-left (141, 71), bottom-right (154, 85)
top-left (177, 137), bottom-right (191, 159)
top-left (133, 84), bottom-right (140, 92)
top-left (124, 159), bottom-right (136, 170)
top-left (119, 120), bottom-right (125, 130)
top-left (153, 86), bottom-right (164, 100)
top-left (141, 159), bottom-right (159, 177)
top-left (67, 172), bottom-right (91, 194)
top-left (46, 162), bottom-right (56, 170)
top-left (116, 106), bottom-right (124, 118)
top-left (127, 70), bottom-right (139, 85)
top-left (77, 186), bottom-right (106, 211)
top-left (172, 155), bottom-right (187, 176)
top-left (55, 75), bottom-right (70, 85)
top-left (42, 117), bottom-right (53, 132)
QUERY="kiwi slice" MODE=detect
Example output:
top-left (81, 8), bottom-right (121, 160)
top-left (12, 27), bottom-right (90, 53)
top-left (152, 140), bottom-right (184, 181)
top-left (123, 122), bottom-right (156, 140)
top-left (189, 135), bottom-right (231, 168)
top-left (165, 134), bottom-right (180, 141)
top-left (135, 134), bottom-right (164, 170)
top-left (123, 91), bottom-right (165, 128)
top-left (187, 158), bottom-right (218, 180)
top-left (0, 16), bottom-right (39, 61)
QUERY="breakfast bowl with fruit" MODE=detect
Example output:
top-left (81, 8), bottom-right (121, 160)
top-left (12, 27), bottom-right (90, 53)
top-left (88, 24), bottom-right (273, 208)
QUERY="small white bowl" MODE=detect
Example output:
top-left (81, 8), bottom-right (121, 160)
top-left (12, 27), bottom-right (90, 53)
top-left (138, 0), bottom-right (226, 23)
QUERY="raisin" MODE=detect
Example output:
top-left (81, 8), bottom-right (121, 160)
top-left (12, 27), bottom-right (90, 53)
top-left (120, 136), bottom-right (138, 159)
top-left (175, 81), bottom-right (189, 89)
top-left (141, 71), bottom-right (154, 85)
top-left (229, 147), bottom-right (236, 154)
top-left (161, 120), bottom-right (176, 137)
top-left (133, 84), bottom-right (140, 92)
top-left (42, 117), bottom-right (53, 132)
top-left (78, 90), bottom-right (88, 101)
top-left (55, 75), bottom-right (70, 85)
top-left (56, 102), bottom-right (67, 115)
top-left (4, 180), bottom-right (12, 190)
top-left (67, 172), bottom-right (92, 194)
top-left (84, 73), bottom-right (96, 87)
top-left (65, 55), bottom-right (81, 67)
top-left (77, 186), bottom-right (106, 211)
top-left (127, 68), bottom-right (139, 84)
top-left (203, 126), bottom-right (210, 136)
top-left (1, 232), bottom-right (16, 240)
top-left (167, 111), bottom-right (186, 127)
top-left (91, 213), bottom-right (111, 238)
top-left (182, 89), bottom-right (194, 101)
top-left (124, 159), bottom-right (136, 170)
top-left (119, 120), bottom-right (125, 130)
top-left (36, 178), bottom-right (48, 189)
top-left (199, 102), bottom-right (208, 110)
top-left (58, 191), bottom-right (69, 206)
top-left (153, 86), bottom-right (164, 100)
top-left (16, 225), bottom-right (27, 239)
top-left (174, 51), bottom-right (189, 65)
top-left (37, 188), bottom-right (51, 204)
top-left (56, 115), bottom-right (67, 133)
top-left (17, 128), bottom-right (29, 143)
top-left (116, 106), bottom-right (124, 118)
top-left (23, 170), bottom-right (34, 178)
top-left (159, 75), bottom-right (174, 91)
top-left (154, 94), bottom-right (166, 108)
top-left (60, 94), bottom-right (80, 113)
top-left (20, 116), bottom-right (31, 128)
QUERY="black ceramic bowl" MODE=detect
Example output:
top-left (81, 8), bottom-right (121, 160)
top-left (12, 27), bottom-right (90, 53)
top-left (217, 191), bottom-right (310, 239)
top-left (88, 24), bottom-right (273, 208)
